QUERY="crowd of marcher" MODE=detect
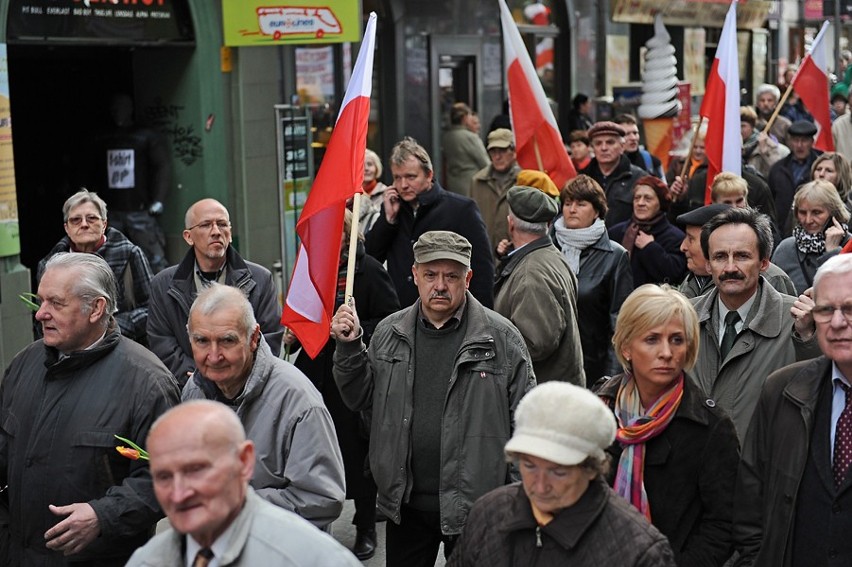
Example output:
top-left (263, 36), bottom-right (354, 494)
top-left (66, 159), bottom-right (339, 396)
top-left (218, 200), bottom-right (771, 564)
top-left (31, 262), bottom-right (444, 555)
top-left (2, 86), bottom-right (852, 567)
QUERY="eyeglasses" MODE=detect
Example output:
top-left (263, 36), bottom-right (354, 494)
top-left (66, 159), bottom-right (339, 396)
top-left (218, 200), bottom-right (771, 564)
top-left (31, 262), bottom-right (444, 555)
top-left (812, 303), bottom-right (852, 324)
top-left (186, 220), bottom-right (231, 232)
top-left (66, 214), bottom-right (102, 226)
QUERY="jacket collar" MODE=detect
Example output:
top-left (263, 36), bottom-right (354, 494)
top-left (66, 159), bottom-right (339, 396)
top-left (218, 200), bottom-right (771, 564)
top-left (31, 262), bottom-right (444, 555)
top-left (782, 356), bottom-right (833, 410)
top-left (192, 338), bottom-right (274, 407)
top-left (586, 154), bottom-right (634, 181)
top-left (499, 478), bottom-right (610, 551)
top-left (44, 319), bottom-right (122, 376)
top-left (495, 236), bottom-right (553, 289)
top-left (694, 279), bottom-right (788, 339)
top-left (402, 179), bottom-right (447, 212)
top-left (391, 291), bottom-right (494, 346)
top-left (171, 246), bottom-right (253, 294)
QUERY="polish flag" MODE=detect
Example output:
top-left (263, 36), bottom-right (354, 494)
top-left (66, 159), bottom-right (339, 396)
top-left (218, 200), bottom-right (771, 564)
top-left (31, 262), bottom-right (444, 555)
top-left (282, 13), bottom-right (376, 359)
top-left (499, 0), bottom-right (576, 188)
top-left (792, 21), bottom-right (834, 152)
top-left (699, 1), bottom-right (741, 204)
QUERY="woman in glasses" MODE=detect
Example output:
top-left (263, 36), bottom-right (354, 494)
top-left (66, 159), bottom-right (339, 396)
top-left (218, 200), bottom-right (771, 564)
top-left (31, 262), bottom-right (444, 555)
top-left (36, 189), bottom-right (153, 344)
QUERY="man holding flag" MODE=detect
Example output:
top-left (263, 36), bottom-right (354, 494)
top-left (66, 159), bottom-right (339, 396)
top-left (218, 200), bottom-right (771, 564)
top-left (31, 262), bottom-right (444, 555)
top-left (332, 230), bottom-right (534, 567)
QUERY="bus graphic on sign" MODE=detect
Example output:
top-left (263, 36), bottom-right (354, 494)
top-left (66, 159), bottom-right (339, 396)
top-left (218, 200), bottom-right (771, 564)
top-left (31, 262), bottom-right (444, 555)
top-left (256, 7), bottom-right (342, 40)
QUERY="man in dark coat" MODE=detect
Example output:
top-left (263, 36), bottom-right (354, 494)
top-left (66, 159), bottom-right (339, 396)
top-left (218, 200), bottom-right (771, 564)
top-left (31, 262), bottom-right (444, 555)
top-left (735, 254), bottom-right (852, 566)
top-left (366, 137), bottom-right (495, 307)
top-left (580, 121), bottom-right (646, 226)
top-left (0, 253), bottom-right (179, 567)
top-left (767, 120), bottom-right (822, 234)
top-left (147, 198), bottom-right (282, 385)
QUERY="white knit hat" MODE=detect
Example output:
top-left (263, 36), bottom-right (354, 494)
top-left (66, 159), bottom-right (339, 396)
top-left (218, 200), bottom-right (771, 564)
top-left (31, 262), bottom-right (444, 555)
top-left (504, 382), bottom-right (616, 466)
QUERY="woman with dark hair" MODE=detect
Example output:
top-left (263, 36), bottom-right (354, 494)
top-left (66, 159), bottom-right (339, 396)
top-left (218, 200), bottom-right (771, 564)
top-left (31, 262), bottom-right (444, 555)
top-left (608, 176), bottom-right (687, 287)
top-left (551, 174), bottom-right (633, 382)
top-left (567, 93), bottom-right (593, 133)
top-left (596, 285), bottom-right (739, 566)
top-left (772, 179), bottom-right (851, 294)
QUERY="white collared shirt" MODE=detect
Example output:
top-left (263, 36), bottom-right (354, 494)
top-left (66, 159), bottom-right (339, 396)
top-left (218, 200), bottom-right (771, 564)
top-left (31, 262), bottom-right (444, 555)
top-left (184, 517), bottom-right (240, 567)
top-left (716, 292), bottom-right (758, 347)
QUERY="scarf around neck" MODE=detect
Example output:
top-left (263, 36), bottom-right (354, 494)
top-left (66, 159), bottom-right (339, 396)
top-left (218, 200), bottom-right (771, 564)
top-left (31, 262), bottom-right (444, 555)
top-left (613, 371), bottom-right (684, 520)
top-left (553, 217), bottom-right (606, 274)
top-left (621, 212), bottom-right (665, 257)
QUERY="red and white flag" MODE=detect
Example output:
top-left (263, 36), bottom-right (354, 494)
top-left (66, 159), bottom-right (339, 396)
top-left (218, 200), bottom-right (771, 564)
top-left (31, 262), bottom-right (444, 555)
top-left (281, 13), bottom-right (376, 359)
top-left (699, 1), bottom-right (741, 204)
top-left (499, 0), bottom-right (576, 188)
top-left (792, 21), bottom-right (834, 152)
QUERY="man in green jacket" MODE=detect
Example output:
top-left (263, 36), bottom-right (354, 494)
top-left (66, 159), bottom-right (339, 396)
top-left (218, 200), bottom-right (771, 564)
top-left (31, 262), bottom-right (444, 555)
top-left (332, 230), bottom-right (535, 567)
top-left (494, 185), bottom-right (584, 385)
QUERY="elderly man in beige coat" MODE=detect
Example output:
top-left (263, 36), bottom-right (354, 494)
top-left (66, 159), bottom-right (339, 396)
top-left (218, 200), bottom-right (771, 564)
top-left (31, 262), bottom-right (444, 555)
top-left (494, 186), bottom-right (585, 385)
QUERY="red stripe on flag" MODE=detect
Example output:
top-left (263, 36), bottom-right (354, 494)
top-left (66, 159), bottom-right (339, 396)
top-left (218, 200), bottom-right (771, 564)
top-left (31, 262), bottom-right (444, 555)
top-left (507, 60), bottom-right (576, 188)
top-left (794, 55), bottom-right (834, 152)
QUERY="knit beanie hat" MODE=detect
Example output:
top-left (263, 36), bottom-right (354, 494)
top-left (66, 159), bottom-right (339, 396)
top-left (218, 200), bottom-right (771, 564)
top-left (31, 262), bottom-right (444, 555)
top-left (505, 382), bottom-right (616, 466)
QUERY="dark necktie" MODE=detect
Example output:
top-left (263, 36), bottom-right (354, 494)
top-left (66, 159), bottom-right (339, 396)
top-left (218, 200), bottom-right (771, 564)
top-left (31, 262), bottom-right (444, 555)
top-left (833, 382), bottom-right (852, 489)
top-left (192, 548), bottom-right (214, 567)
top-left (720, 311), bottom-right (741, 360)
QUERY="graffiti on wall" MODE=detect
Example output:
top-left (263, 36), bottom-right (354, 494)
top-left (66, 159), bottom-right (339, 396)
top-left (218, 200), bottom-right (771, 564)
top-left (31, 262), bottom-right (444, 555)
top-left (142, 98), bottom-right (203, 166)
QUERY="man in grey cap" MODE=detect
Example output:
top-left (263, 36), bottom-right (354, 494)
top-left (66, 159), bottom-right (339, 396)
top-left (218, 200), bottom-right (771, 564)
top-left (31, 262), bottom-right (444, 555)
top-left (677, 203), bottom-right (795, 299)
top-left (767, 119), bottom-right (822, 233)
top-left (494, 186), bottom-right (585, 385)
top-left (581, 121), bottom-right (646, 226)
top-left (470, 128), bottom-right (522, 254)
top-left (332, 230), bottom-right (535, 567)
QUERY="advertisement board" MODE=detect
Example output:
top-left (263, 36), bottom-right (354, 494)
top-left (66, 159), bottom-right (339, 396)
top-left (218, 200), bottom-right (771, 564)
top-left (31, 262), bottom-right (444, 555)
top-left (223, 0), bottom-right (361, 46)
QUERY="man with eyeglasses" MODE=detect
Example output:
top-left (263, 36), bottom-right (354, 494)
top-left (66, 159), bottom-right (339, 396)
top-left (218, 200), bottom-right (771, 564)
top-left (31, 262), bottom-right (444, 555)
top-left (735, 253), bottom-right (852, 567)
top-left (147, 198), bottom-right (282, 385)
top-left (689, 206), bottom-right (820, 441)
top-left (36, 189), bottom-right (154, 344)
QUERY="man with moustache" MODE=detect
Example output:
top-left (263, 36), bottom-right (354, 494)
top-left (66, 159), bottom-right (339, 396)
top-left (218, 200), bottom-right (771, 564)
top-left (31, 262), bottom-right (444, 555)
top-left (690, 207), bottom-right (819, 440)
top-left (367, 137), bottom-right (495, 307)
top-left (333, 231), bottom-right (534, 567)
top-left (677, 203), bottom-right (794, 299)
top-left (147, 198), bottom-right (282, 385)
top-left (735, 254), bottom-right (852, 567)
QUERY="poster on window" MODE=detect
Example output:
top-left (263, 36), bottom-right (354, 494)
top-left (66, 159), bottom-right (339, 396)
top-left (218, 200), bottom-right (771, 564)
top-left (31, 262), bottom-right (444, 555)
top-left (0, 44), bottom-right (19, 257)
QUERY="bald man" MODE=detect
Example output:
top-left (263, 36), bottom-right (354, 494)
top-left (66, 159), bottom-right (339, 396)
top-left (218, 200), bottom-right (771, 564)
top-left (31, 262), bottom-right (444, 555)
top-left (126, 401), bottom-right (360, 566)
top-left (147, 199), bottom-right (283, 384)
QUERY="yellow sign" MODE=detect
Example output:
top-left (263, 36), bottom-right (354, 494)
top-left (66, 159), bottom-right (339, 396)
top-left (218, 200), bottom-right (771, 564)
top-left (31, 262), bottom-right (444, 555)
top-left (222, 0), bottom-right (362, 46)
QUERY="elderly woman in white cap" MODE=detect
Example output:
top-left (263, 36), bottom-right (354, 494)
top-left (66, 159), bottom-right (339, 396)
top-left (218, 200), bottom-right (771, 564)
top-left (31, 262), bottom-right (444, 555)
top-left (595, 284), bottom-right (740, 566)
top-left (447, 382), bottom-right (676, 566)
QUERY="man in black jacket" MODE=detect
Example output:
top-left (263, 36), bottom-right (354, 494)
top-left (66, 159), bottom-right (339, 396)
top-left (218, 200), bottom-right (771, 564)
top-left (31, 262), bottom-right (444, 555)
top-left (147, 198), bottom-right (282, 385)
top-left (735, 253), bottom-right (852, 566)
top-left (0, 253), bottom-right (179, 566)
top-left (580, 122), bottom-right (646, 226)
top-left (366, 137), bottom-right (494, 307)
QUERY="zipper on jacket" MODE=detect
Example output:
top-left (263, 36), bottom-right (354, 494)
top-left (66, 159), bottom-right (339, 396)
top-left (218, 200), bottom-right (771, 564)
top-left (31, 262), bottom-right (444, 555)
top-left (535, 525), bottom-right (542, 548)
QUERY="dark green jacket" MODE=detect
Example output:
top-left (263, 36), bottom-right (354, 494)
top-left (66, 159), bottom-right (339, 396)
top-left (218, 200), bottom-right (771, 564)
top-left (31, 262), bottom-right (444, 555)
top-left (332, 293), bottom-right (535, 534)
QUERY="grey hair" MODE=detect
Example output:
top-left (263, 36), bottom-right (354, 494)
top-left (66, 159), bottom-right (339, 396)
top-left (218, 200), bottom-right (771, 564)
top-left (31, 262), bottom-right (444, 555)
top-left (44, 252), bottom-right (117, 323)
top-left (63, 189), bottom-right (107, 223)
top-left (813, 254), bottom-right (852, 301)
top-left (390, 136), bottom-right (433, 175)
top-left (188, 284), bottom-right (257, 340)
top-left (507, 208), bottom-right (549, 235)
top-left (755, 83), bottom-right (781, 102)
